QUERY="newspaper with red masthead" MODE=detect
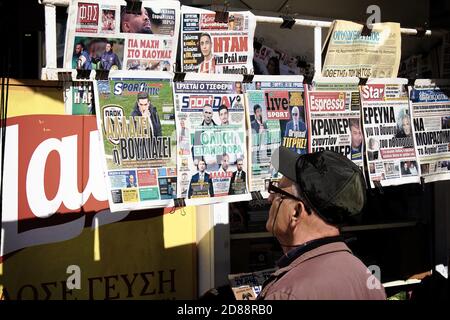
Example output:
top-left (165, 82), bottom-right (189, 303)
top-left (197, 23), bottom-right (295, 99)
top-left (64, 0), bottom-right (180, 72)
top-left (181, 5), bottom-right (256, 74)
top-left (360, 78), bottom-right (420, 188)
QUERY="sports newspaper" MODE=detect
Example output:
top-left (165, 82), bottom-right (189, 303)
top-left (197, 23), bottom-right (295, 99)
top-left (65, 0), bottom-right (180, 72)
top-left (360, 78), bottom-right (420, 188)
top-left (409, 79), bottom-right (450, 183)
top-left (181, 5), bottom-right (256, 74)
top-left (173, 73), bottom-right (250, 205)
top-left (244, 75), bottom-right (305, 195)
top-left (95, 71), bottom-right (177, 211)
top-left (322, 20), bottom-right (401, 78)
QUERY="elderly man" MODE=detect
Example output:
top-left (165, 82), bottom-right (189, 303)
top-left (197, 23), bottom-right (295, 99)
top-left (258, 147), bottom-right (386, 300)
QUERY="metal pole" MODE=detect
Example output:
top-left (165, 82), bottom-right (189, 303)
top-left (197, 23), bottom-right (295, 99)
top-left (43, 3), bottom-right (57, 69)
top-left (314, 26), bottom-right (322, 76)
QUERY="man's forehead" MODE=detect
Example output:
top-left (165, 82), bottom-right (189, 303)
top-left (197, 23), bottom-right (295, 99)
top-left (278, 176), bottom-right (294, 189)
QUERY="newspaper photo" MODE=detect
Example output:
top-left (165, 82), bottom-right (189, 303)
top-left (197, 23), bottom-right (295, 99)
top-left (305, 77), bottom-right (364, 169)
top-left (360, 79), bottom-right (420, 188)
top-left (173, 74), bottom-right (250, 205)
top-left (64, 0), bottom-right (180, 72)
top-left (228, 268), bottom-right (276, 300)
top-left (64, 81), bottom-right (96, 115)
top-left (322, 20), bottom-right (401, 78)
top-left (181, 5), bottom-right (256, 74)
top-left (253, 43), bottom-right (302, 75)
top-left (409, 79), bottom-right (450, 183)
top-left (95, 71), bottom-right (177, 211)
top-left (244, 75), bottom-right (305, 194)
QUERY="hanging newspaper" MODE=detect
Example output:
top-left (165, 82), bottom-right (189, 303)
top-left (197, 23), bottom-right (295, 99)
top-left (360, 79), bottom-right (420, 188)
top-left (253, 43), bottom-right (302, 75)
top-left (409, 79), bottom-right (450, 183)
top-left (322, 20), bottom-right (401, 78)
top-left (64, 81), bottom-right (96, 115)
top-left (180, 5), bottom-right (256, 74)
top-left (64, 0), bottom-right (180, 72)
top-left (244, 75), bottom-right (305, 195)
top-left (95, 71), bottom-right (177, 211)
top-left (173, 74), bottom-right (250, 205)
top-left (305, 77), bottom-right (364, 170)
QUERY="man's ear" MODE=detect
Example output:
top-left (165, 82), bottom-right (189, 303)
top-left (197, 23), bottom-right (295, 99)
top-left (293, 201), bottom-right (305, 219)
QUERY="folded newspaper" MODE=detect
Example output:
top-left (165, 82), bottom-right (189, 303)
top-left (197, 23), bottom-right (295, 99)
top-left (228, 268), bottom-right (276, 300)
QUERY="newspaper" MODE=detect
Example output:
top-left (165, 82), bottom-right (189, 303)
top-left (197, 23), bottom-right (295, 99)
top-left (95, 71), bottom-right (177, 211)
top-left (305, 77), bottom-right (364, 169)
top-left (64, 0), bottom-right (180, 72)
top-left (181, 6), bottom-right (256, 74)
top-left (409, 79), bottom-right (450, 183)
top-left (228, 268), bottom-right (276, 300)
top-left (173, 74), bottom-right (251, 205)
top-left (253, 44), bottom-right (302, 75)
top-left (244, 75), bottom-right (305, 194)
top-left (322, 20), bottom-right (401, 78)
top-left (360, 79), bottom-right (420, 188)
top-left (64, 81), bottom-right (95, 115)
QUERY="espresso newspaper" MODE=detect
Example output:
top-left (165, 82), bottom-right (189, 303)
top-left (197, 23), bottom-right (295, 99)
top-left (305, 77), bottom-right (364, 170)
top-left (65, 0), bottom-right (180, 72)
top-left (323, 20), bottom-right (401, 78)
top-left (173, 73), bottom-right (250, 205)
top-left (95, 71), bottom-right (177, 211)
top-left (409, 79), bottom-right (450, 183)
top-left (360, 79), bottom-right (420, 188)
top-left (181, 5), bottom-right (256, 74)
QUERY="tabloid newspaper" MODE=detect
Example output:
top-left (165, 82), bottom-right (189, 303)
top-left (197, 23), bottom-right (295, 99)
top-left (181, 6), bottom-right (256, 74)
top-left (64, 81), bottom-right (96, 115)
top-left (228, 268), bottom-right (276, 300)
top-left (360, 79), bottom-right (420, 188)
top-left (322, 20), bottom-right (401, 78)
top-left (95, 71), bottom-right (177, 211)
top-left (244, 75), bottom-right (305, 195)
top-left (409, 79), bottom-right (450, 183)
top-left (173, 74), bottom-right (251, 205)
top-left (305, 77), bottom-right (364, 170)
top-left (253, 43), bottom-right (302, 75)
top-left (64, 0), bottom-right (180, 72)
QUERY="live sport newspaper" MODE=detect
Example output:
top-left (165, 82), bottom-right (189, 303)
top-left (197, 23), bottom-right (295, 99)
top-left (181, 5), bottom-right (256, 74)
top-left (173, 73), bottom-right (251, 205)
top-left (305, 77), bottom-right (364, 170)
top-left (360, 78), bottom-right (420, 188)
top-left (322, 20), bottom-right (401, 78)
top-left (64, 0), bottom-right (180, 72)
top-left (94, 71), bottom-right (177, 211)
top-left (409, 79), bottom-right (450, 183)
top-left (244, 75), bottom-right (305, 195)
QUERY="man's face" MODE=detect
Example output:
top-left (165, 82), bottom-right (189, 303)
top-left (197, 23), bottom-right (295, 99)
top-left (235, 82), bottom-right (242, 93)
top-left (138, 98), bottom-right (150, 114)
top-left (129, 175), bottom-right (134, 184)
top-left (291, 107), bottom-right (299, 122)
top-left (403, 116), bottom-right (411, 135)
top-left (203, 105), bottom-right (213, 124)
top-left (198, 161), bottom-right (206, 172)
top-left (200, 35), bottom-right (212, 58)
top-left (266, 177), bottom-right (296, 239)
top-left (255, 108), bottom-right (262, 120)
top-left (236, 160), bottom-right (243, 171)
top-left (105, 43), bottom-right (112, 52)
top-left (219, 108), bottom-right (229, 125)
top-left (351, 125), bottom-right (362, 149)
top-left (75, 44), bottom-right (82, 54)
top-left (221, 155), bottom-right (229, 171)
top-left (122, 8), bottom-right (151, 33)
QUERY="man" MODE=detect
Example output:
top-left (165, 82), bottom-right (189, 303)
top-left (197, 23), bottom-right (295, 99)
top-left (218, 104), bottom-right (229, 125)
top-left (251, 104), bottom-right (266, 134)
top-left (188, 159), bottom-right (214, 198)
top-left (258, 147), bottom-right (386, 300)
top-left (131, 92), bottom-right (162, 137)
top-left (201, 104), bottom-right (217, 126)
top-left (229, 158), bottom-right (247, 195)
top-left (120, 6), bottom-right (152, 34)
top-left (218, 153), bottom-right (230, 174)
top-left (73, 42), bottom-right (92, 70)
top-left (127, 174), bottom-right (137, 188)
top-left (100, 41), bottom-right (121, 70)
top-left (198, 33), bottom-right (217, 74)
top-left (349, 118), bottom-right (363, 160)
top-left (284, 106), bottom-right (307, 155)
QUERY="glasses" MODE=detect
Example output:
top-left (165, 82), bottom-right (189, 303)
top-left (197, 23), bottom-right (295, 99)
top-left (268, 181), bottom-right (302, 202)
top-left (292, 113), bottom-right (298, 116)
